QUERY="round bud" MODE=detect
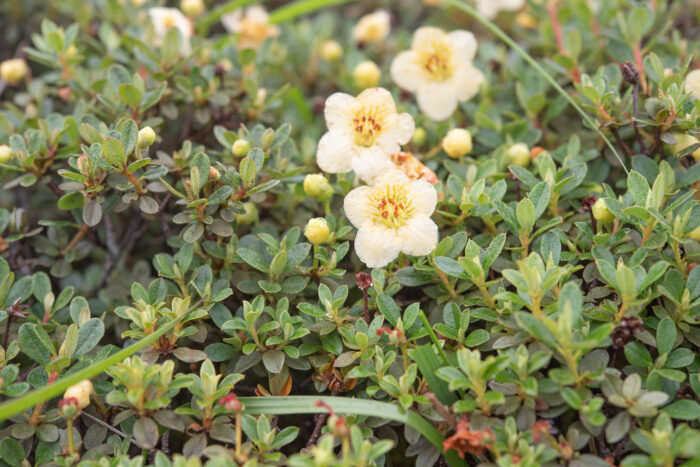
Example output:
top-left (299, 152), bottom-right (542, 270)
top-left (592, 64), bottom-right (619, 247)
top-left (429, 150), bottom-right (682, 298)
top-left (137, 126), bottom-right (156, 148)
top-left (506, 143), bottom-right (531, 167)
top-left (592, 198), bottom-right (615, 224)
top-left (413, 127), bottom-right (427, 146)
top-left (232, 139), bottom-right (251, 157)
top-left (320, 40), bottom-right (343, 62)
top-left (442, 128), bottom-right (472, 158)
top-left (305, 218), bottom-right (330, 245)
top-left (181, 0), bottom-right (205, 17)
top-left (63, 380), bottom-right (93, 409)
top-left (65, 44), bottom-right (79, 58)
top-left (303, 174), bottom-right (333, 201)
top-left (352, 61), bottom-right (381, 89)
top-left (209, 167), bottom-right (220, 180)
top-left (0, 58), bottom-right (28, 85)
top-left (235, 202), bottom-right (258, 225)
top-left (515, 11), bottom-right (537, 29)
top-left (688, 226), bottom-right (700, 241)
top-left (0, 144), bottom-right (14, 163)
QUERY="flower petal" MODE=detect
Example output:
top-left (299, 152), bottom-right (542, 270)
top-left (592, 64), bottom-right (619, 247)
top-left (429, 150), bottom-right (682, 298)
top-left (391, 51), bottom-right (425, 92)
top-left (357, 87), bottom-right (397, 113)
top-left (343, 185), bottom-right (373, 228)
top-left (316, 131), bottom-right (355, 173)
top-left (411, 26), bottom-right (446, 51)
top-left (376, 112), bottom-right (415, 153)
top-left (416, 83), bottom-right (459, 122)
top-left (324, 92), bottom-right (355, 131)
top-left (398, 217), bottom-right (438, 257)
top-left (354, 225), bottom-right (401, 268)
top-left (351, 146), bottom-right (394, 184)
top-left (450, 64), bottom-right (484, 102)
top-left (221, 9), bottom-right (242, 32)
top-left (409, 179), bottom-right (437, 216)
top-left (448, 30), bottom-right (478, 61)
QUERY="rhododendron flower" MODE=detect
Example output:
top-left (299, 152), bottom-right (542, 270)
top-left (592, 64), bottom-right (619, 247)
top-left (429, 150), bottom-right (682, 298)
top-left (475, 0), bottom-right (525, 19)
top-left (221, 5), bottom-right (280, 50)
top-left (391, 27), bottom-right (484, 122)
top-left (317, 88), bottom-right (414, 183)
top-left (353, 10), bottom-right (391, 44)
top-left (148, 7), bottom-right (192, 56)
top-left (344, 170), bottom-right (437, 267)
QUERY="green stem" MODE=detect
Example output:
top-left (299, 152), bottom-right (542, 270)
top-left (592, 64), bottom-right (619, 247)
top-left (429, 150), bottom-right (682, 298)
top-left (444, 0), bottom-right (628, 175)
top-left (67, 418), bottom-right (75, 456)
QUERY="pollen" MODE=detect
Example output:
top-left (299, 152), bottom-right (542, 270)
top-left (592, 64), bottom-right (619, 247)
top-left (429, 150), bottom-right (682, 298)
top-left (368, 182), bottom-right (415, 228)
top-left (352, 104), bottom-right (387, 147)
top-left (418, 39), bottom-right (454, 80)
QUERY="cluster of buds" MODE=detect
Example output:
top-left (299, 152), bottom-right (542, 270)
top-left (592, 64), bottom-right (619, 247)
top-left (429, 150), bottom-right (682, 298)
top-left (218, 393), bottom-right (243, 412)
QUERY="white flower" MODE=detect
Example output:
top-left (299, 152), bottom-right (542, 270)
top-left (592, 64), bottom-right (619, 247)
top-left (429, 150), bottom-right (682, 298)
top-left (685, 69), bottom-right (700, 99)
top-left (316, 87), bottom-right (414, 183)
top-left (353, 10), bottom-right (391, 43)
top-left (391, 27), bottom-right (484, 122)
top-left (221, 5), bottom-right (280, 50)
top-left (344, 170), bottom-right (438, 268)
top-left (148, 7), bottom-right (192, 56)
top-left (475, 0), bottom-right (525, 19)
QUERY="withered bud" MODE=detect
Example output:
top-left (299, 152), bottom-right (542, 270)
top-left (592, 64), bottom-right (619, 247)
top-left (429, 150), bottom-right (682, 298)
top-left (620, 61), bottom-right (639, 85)
top-left (355, 272), bottom-right (372, 290)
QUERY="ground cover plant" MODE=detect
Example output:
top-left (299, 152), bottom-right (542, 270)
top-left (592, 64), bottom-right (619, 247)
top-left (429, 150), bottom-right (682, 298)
top-left (1, 0), bottom-right (700, 465)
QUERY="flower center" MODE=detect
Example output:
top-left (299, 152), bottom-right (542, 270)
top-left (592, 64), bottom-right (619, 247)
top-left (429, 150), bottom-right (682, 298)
top-left (164, 15), bottom-right (177, 29)
top-left (368, 183), bottom-right (415, 228)
top-left (352, 106), bottom-right (385, 147)
top-left (419, 40), bottom-right (454, 80)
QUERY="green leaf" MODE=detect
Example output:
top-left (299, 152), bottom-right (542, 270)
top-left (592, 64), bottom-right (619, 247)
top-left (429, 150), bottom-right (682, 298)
top-left (662, 399), bottom-right (700, 420)
top-left (515, 312), bottom-right (557, 348)
top-left (376, 294), bottom-right (400, 327)
top-left (119, 84), bottom-right (143, 109)
top-left (239, 157), bottom-right (256, 190)
top-left (656, 317), bottom-right (676, 355)
top-left (0, 437), bottom-right (24, 467)
top-left (18, 323), bottom-right (55, 365)
top-left (102, 137), bottom-right (126, 167)
top-left (409, 344), bottom-right (456, 406)
top-left (74, 318), bottom-right (104, 357)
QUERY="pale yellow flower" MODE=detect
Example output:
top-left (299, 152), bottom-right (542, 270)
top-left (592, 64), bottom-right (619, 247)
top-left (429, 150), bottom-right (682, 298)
top-left (391, 27), bottom-right (484, 121)
top-left (221, 5), bottom-right (280, 50)
top-left (64, 380), bottom-right (94, 409)
top-left (353, 10), bottom-right (391, 44)
top-left (344, 170), bottom-right (438, 268)
top-left (316, 88), bottom-right (414, 183)
top-left (685, 69), bottom-right (700, 99)
top-left (476, 0), bottom-right (525, 19)
top-left (148, 7), bottom-right (192, 56)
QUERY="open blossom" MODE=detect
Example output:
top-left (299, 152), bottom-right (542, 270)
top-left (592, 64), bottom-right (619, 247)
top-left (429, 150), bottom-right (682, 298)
top-left (475, 0), bottom-right (525, 19)
top-left (317, 87), bottom-right (414, 183)
top-left (148, 7), bottom-right (192, 56)
top-left (221, 5), bottom-right (280, 50)
top-left (344, 170), bottom-right (437, 268)
top-left (391, 27), bottom-right (484, 122)
top-left (353, 10), bottom-right (391, 44)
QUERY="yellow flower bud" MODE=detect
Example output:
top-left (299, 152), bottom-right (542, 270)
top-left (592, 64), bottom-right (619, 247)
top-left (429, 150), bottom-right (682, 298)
top-left (181, 0), bottom-right (205, 17)
top-left (305, 218), bottom-right (330, 245)
top-left (137, 126), bottom-right (156, 148)
top-left (303, 174), bottom-right (333, 201)
top-left (442, 128), bottom-right (472, 158)
top-left (506, 143), bottom-right (531, 167)
top-left (592, 198), bottom-right (615, 224)
top-left (515, 11), bottom-right (537, 29)
top-left (63, 380), bottom-right (93, 409)
top-left (413, 127), bottom-right (427, 146)
top-left (0, 58), bottom-right (28, 85)
top-left (209, 167), bottom-right (220, 180)
top-left (65, 44), bottom-right (79, 58)
top-left (235, 202), bottom-right (258, 225)
top-left (232, 139), bottom-right (251, 157)
top-left (321, 40), bottom-right (343, 62)
top-left (0, 144), bottom-right (14, 163)
top-left (352, 10), bottom-right (391, 44)
top-left (353, 61), bottom-right (381, 89)
top-left (688, 226), bottom-right (700, 241)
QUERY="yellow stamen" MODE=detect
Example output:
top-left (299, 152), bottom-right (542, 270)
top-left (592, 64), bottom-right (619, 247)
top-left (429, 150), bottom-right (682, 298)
top-left (352, 105), bottom-right (386, 147)
top-left (417, 38), bottom-right (454, 80)
top-left (367, 182), bottom-right (415, 228)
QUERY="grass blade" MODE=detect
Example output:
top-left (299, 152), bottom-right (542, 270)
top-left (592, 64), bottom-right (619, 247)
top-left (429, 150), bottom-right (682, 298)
top-left (445, 0), bottom-right (629, 174)
top-left (269, 0), bottom-right (355, 24)
top-left (239, 395), bottom-right (466, 467)
top-left (195, 0), bottom-right (259, 35)
top-left (409, 344), bottom-right (457, 406)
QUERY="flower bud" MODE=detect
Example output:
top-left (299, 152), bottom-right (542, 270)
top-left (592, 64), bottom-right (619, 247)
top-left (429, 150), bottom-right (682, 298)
top-left (137, 126), bottom-right (156, 148)
top-left (620, 61), bottom-right (639, 85)
top-left (0, 58), bottom-right (28, 85)
top-left (352, 10), bottom-right (391, 44)
top-left (235, 202), bottom-right (258, 225)
top-left (218, 393), bottom-right (243, 412)
top-left (63, 380), bottom-right (93, 409)
top-left (303, 174), bottom-right (333, 201)
top-left (688, 226), bottom-right (700, 241)
top-left (76, 154), bottom-right (90, 175)
top-left (209, 166), bottom-right (220, 180)
top-left (0, 144), bottom-right (14, 163)
top-left (65, 44), bottom-right (79, 58)
top-left (442, 128), bottom-right (472, 158)
top-left (255, 88), bottom-right (267, 108)
top-left (305, 218), bottom-right (330, 245)
top-left (321, 40), bottom-right (343, 62)
top-left (515, 11), bottom-right (537, 29)
top-left (232, 139), bottom-right (251, 157)
top-left (352, 60), bottom-right (381, 89)
top-left (181, 0), bottom-right (205, 17)
top-left (506, 143), bottom-right (531, 167)
top-left (413, 127), bottom-right (427, 146)
top-left (59, 398), bottom-right (80, 419)
top-left (592, 198), bottom-right (615, 224)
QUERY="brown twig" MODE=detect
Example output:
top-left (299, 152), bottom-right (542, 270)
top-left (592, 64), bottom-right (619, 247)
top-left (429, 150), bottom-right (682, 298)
top-left (61, 223), bottom-right (90, 256)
